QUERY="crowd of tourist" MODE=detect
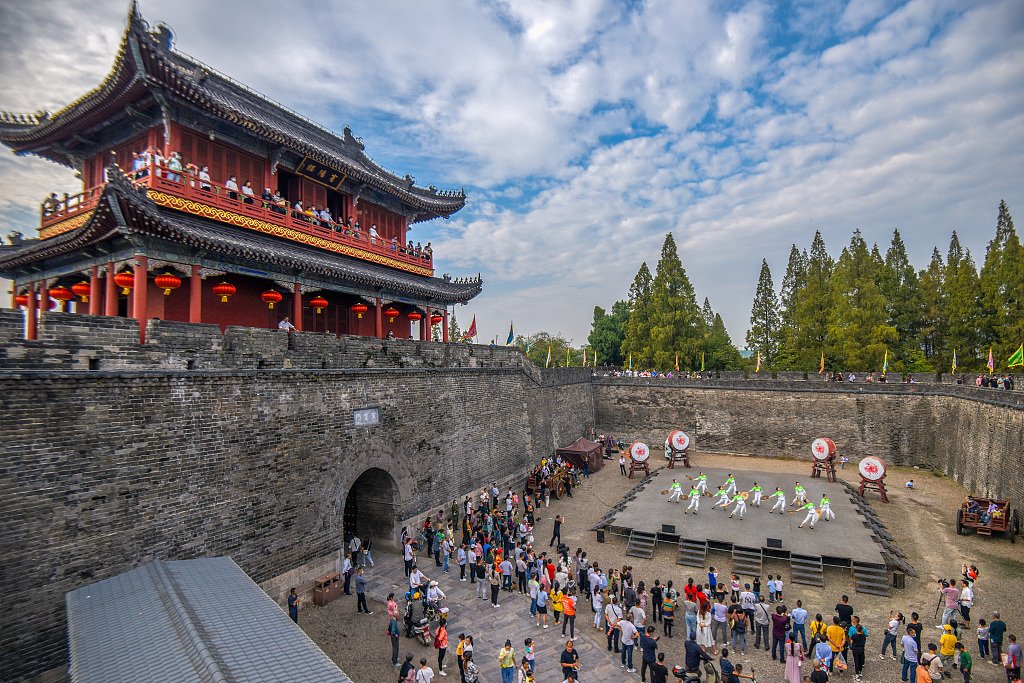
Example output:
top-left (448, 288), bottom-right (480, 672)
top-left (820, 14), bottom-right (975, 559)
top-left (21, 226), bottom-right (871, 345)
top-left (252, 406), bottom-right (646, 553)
top-left (371, 447), bottom-right (1022, 683)
top-left (118, 147), bottom-right (433, 261)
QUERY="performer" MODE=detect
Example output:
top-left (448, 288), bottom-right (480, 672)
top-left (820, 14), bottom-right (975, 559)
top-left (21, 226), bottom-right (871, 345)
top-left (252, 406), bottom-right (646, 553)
top-left (668, 479), bottom-right (684, 503)
top-left (714, 486), bottom-right (731, 509)
top-left (797, 500), bottom-right (818, 529)
top-left (694, 472), bottom-right (709, 495)
top-left (723, 473), bottom-right (738, 496)
top-left (748, 482), bottom-right (764, 507)
top-left (723, 493), bottom-right (747, 520)
top-left (685, 485), bottom-right (701, 514)
top-left (768, 487), bottom-right (786, 514)
top-left (818, 494), bottom-right (835, 521)
top-left (791, 482), bottom-right (807, 507)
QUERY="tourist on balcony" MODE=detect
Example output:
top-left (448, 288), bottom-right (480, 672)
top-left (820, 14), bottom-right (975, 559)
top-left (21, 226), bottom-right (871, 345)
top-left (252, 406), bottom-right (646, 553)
top-left (319, 207), bottom-right (334, 225)
top-left (196, 165), bottom-right (211, 191)
top-left (261, 187), bottom-right (274, 208)
top-left (225, 175), bottom-right (239, 200)
top-left (241, 179), bottom-right (255, 204)
top-left (293, 200), bottom-right (305, 219)
top-left (152, 148), bottom-right (165, 177)
top-left (353, 221), bottom-right (362, 239)
top-left (369, 224), bottom-right (380, 245)
top-left (167, 152), bottom-right (183, 182)
top-left (408, 240), bottom-right (415, 254)
top-left (424, 242), bottom-right (433, 260)
top-left (390, 236), bottom-right (399, 252)
top-left (131, 152), bottom-right (147, 179)
top-left (273, 191), bottom-right (287, 214)
top-left (278, 317), bottom-right (296, 332)
top-left (306, 205), bottom-right (321, 227)
top-left (42, 193), bottom-right (61, 217)
top-left (185, 163), bottom-right (199, 187)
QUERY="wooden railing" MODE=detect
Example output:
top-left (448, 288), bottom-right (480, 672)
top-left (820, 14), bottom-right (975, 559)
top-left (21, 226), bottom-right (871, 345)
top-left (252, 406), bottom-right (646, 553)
top-left (39, 165), bottom-right (434, 272)
top-left (39, 188), bottom-right (104, 229)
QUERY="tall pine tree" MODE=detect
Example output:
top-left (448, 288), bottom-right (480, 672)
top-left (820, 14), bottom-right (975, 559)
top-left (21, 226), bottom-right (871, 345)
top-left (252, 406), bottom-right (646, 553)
top-left (828, 230), bottom-right (897, 369)
top-left (918, 248), bottom-right (944, 365)
top-left (880, 229), bottom-right (923, 369)
top-left (980, 200), bottom-right (1024, 362)
top-left (791, 231), bottom-right (834, 370)
top-left (745, 259), bottom-right (781, 366)
top-left (588, 301), bottom-right (628, 366)
top-left (776, 245), bottom-right (808, 369)
top-left (941, 231), bottom-right (982, 367)
top-left (621, 262), bottom-right (654, 367)
top-left (647, 233), bottom-right (703, 369)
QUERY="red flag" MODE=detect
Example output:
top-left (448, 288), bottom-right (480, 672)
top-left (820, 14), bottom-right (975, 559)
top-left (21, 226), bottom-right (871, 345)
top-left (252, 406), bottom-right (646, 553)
top-left (462, 315), bottom-right (477, 341)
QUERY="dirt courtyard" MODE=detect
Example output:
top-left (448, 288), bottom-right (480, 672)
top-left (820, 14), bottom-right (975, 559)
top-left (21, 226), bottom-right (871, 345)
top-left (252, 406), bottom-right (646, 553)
top-left (301, 451), bottom-right (1024, 682)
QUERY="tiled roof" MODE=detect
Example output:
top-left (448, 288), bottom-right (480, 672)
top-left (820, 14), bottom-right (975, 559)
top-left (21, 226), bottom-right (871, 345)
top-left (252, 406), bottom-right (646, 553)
top-left (0, 3), bottom-right (465, 219)
top-left (66, 557), bottom-right (353, 683)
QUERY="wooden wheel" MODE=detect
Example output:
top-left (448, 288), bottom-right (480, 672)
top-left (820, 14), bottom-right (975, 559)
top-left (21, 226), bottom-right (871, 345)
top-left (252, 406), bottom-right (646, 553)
top-left (956, 508), bottom-right (965, 536)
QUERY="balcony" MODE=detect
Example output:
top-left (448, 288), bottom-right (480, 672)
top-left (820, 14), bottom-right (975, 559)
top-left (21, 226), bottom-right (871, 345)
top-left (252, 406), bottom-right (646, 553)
top-left (38, 166), bottom-right (434, 275)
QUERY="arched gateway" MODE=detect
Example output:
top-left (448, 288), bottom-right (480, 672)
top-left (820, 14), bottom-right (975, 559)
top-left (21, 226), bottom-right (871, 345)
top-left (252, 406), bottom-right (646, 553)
top-left (343, 468), bottom-right (399, 547)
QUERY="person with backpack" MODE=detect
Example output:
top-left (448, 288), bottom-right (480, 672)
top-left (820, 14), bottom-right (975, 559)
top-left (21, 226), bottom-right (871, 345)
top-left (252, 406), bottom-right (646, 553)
top-left (920, 643), bottom-right (943, 682)
top-left (434, 617), bottom-right (449, 677)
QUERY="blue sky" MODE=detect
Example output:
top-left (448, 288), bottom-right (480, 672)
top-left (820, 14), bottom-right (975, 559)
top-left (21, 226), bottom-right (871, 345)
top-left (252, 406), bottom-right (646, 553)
top-left (1, 0), bottom-right (1022, 345)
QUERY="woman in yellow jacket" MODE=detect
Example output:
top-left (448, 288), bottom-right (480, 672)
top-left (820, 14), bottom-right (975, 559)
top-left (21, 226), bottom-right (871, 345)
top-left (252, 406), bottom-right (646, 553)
top-left (551, 587), bottom-right (565, 625)
top-left (808, 613), bottom-right (828, 656)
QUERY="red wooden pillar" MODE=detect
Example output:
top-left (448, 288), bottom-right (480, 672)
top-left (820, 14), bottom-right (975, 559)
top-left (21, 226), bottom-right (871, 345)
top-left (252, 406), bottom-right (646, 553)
top-left (423, 307), bottom-right (431, 341)
top-left (104, 261), bottom-right (117, 316)
top-left (442, 307), bottom-right (449, 343)
top-left (39, 280), bottom-right (49, 319)
top-left (26, 281), bottom-right (38, 340)
top-left (374, 297), bottom-right (383, 338)
top-left (88, 266), bottom-right (101, 315)
top-left (189, 265), bottom-right (202, 323)
top-left (292, 282), bottom-right (302, 331)
top-left (133, 255), bottom-right (148, 343)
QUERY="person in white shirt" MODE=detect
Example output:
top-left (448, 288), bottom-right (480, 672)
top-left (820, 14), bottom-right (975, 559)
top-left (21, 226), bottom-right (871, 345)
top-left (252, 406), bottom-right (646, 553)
top-left (241, 179), bottom-right (255, 204)
top-left (605, 597), bottom-right (624, 651)
top-left (630, 603), bottom-right (646, 627)
top-left (369, 223), bottom-right (380, 244)
top-left (198, 165), bottom-right (212, 191)
top-left (415, 657), bottom-right (435, 683)
top-left (410, 566), bottom-right (427, 591)
top-left (620, 613), bottom-right (639, 672)
top-left (224, 175), bottom-right (239, 200)
top-left (152, 149), bottom-right (165, 177)
top-left (277, 317), bottom-right (295, 331)
top-left (426, 580), bottom-right (446, 604)
top-left (959, 580), bottom-right (974, 624)
top-left (349, 535), bottom-right (362, 556)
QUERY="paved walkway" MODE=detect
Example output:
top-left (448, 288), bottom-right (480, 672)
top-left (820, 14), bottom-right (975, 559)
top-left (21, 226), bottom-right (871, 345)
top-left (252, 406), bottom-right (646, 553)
top-left (363, 553), bottom-right (628, 682)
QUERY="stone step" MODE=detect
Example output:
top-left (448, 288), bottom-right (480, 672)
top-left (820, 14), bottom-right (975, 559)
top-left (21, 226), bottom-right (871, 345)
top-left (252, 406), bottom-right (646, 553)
top-left (626, 530), bottom-right (658, 558)
top-left (677, 539), bottom-right (707, 567)
top-left (790, 553), bottom-right (824, 587)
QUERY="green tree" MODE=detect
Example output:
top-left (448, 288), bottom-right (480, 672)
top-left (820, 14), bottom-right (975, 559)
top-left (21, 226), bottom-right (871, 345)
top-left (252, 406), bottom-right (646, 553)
top-left (776, 245), bottom-right (808, 369)
top-left (880, 229), bottom-right (922, 370)
top-left (791, 231), bottom-right (834, 370)
top-left (701, 297), bottom-right (715, 327)
top-left (918, 248), bottom-right (944, 364)
top-left (621, 262), bottom-right (654, 368)
top-left (513, 331), bottom-right (573, 368)
top-left (980, 200), bottom-right (1024, 362)
top-left (448, 312), bottom-right (463, 343)
top-left (828, 229), bottom-right (897, 369)
top-left (647, 233), bottom-right (703, 370)
top-left (705, 312), bottom-right (744, 370)
top-left (587, 301), bottom-right (628, 367)
top-left (941, 231), bottom-right (982, 367)
top-left (745, 259), bottom-right (781, 366)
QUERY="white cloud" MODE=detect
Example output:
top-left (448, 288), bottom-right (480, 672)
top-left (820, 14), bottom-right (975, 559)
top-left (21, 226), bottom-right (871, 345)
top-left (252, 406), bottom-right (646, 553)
top-left (0, 0), bottom-right (1022, 349)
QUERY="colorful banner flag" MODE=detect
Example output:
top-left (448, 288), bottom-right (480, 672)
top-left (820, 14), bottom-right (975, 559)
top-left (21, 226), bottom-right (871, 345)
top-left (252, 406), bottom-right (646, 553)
top-left (987, 347), bottom-right (995, 372)
top-left (1009, 343), bottom-right (1024, 368)
top-left (951, 349), bottom-right (958, 374)
top-left (566, 346), bottom-right (571, 367)
top-left (882, 349), bottom-right (888, 373)
top-left (819, 350), bottom-right (825, 374)
top-left (628, 353), bottom-right (632, 370)
top-left (583, 347), bottom-right (587, 367)
top-left (675, 352), bottom-right (679, 372)
top-left (594, 349), bottom-right (598, 367)
top-left (462, 315), bottom-right (477, 341)
top-left (700, 352), bottom-right (705, 372)
top-left (755, 350), bottom-right (762, 373)
top-left (505, 322), bottom-right (514, 345)
top-left (545, 345), bottom-right (552, 368)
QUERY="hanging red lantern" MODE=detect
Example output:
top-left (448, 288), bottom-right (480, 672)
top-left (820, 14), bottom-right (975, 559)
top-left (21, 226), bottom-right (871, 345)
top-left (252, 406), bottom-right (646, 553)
top-left (310, 296), bottom-right (329, 314)
top-left (154, 272), bottom-right (182, 296)
top-left (50, 286), bottom-right (74, 304)
top-left (14, 292), bottom-right (29, 308)
top-left (384, 307), bottom-right (399, 323)
top-left (261, 289), bottom-right (283, 309)
top-left (351, 302), bottom-right (368, 319)
top-left (113, 270), bottom-right (135, 295)
top-left (212, 281), bottom-right (236, 303)
top-left (407, 311), bottom-right (423, 321)
top-left (72, 281), bottom-right (91, 303)
top-left (430, 314), bottom-right (443, 326)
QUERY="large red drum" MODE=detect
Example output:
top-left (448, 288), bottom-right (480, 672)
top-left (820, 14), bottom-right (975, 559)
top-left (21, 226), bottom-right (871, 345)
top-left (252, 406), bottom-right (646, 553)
top-left (811, 437), bottom-right (836, 461)
top-left (630, 442), bottom-right (651, 462)
top-left (667, 430), bottom-right (690, 452)
top-left (858, 456), bottom-right (887, 481)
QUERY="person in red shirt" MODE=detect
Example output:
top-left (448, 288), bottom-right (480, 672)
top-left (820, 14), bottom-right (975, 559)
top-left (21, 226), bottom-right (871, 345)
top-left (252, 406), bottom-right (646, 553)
top-left (695, 587), bottom-right (710, 610)
top-left (685, 579), bottom-right (698, 602)
top-left (547, 561), bottom-right (556, 584)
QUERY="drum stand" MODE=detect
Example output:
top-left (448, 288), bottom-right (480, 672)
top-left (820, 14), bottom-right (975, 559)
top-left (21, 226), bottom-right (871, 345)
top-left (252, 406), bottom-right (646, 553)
top-left (859, 473), bottom-right (889, 503)
top-left (810, 457), bottom-right (837, 482)
top-left (628, 459), bottom-right (650, 479)
top-left (666, 446), bottom-right (691, 469)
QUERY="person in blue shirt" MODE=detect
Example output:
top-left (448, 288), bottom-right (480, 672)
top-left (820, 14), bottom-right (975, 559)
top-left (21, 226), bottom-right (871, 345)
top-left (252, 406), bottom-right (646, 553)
top-left (791, 600), bottom-right (809, 650)
top-left (287, 588), bottom-right (300, 623)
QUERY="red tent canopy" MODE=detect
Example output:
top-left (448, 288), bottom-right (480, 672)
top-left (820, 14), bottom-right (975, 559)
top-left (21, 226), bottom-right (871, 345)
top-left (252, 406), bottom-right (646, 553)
top-left (556, 437), bottom-right (604, 472)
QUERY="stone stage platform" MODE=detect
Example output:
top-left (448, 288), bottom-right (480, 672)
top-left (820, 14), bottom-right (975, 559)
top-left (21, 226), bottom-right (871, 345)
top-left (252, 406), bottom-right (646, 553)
top-left (600, 467), bottom-right (888, 588)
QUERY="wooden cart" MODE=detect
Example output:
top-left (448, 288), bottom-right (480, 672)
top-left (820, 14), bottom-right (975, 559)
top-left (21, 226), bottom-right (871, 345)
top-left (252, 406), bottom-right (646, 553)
top-left (956, 497), bottom-right (1020, 543)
